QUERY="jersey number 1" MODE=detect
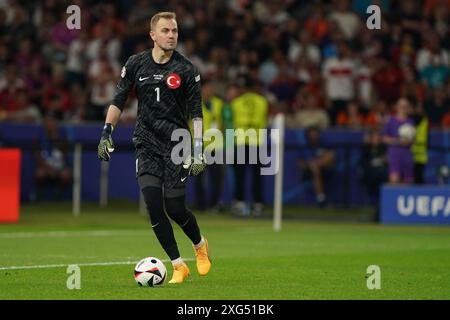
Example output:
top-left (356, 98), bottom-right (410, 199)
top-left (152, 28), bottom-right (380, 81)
top-left (155, 87), bottom-right (160, 102)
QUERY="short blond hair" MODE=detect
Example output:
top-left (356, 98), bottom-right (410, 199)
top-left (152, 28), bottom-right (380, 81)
top-left (150, 12), bottom-right (176, 31)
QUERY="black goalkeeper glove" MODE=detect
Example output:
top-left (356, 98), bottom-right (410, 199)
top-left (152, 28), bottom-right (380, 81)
top-left (98, 123), bottom-right (115, 161)
top-left (183, 138), bottom-right (206, 176)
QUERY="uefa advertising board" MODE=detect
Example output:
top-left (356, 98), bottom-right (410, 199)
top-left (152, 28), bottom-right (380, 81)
top-left (381, 185), bottom-right (450, 225)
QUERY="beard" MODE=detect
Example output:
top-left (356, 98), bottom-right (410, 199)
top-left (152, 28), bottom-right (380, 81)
top-left (158, 41), bottom-right (177, 52)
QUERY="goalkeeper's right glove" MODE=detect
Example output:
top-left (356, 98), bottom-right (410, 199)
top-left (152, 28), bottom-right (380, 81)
top-left (182, 138), bottom-right (206, 177)
top-left (98, 123), bottom-right (115, 161)
top-left (191, 138), bottom-right (206, 175)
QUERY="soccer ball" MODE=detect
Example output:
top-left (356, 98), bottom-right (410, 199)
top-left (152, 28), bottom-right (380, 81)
top-left (134, 257), bottom-right (167, 287)
top-left (398, 123), bottom-right (416, 140)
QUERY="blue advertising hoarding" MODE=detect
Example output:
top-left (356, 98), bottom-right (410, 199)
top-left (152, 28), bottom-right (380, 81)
top-left (1, 123), bottom-right (449, 206)
top-left (381, 185), bottom-right (450, 225)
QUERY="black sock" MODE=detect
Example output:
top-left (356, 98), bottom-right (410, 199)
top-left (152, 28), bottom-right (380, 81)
top-left (165, 195), bottom-right (202, 245)
top-left (141, 186), bottom-right (180, 260)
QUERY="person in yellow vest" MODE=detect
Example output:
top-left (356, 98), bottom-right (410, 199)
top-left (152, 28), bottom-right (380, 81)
top-left (411, 104), bottom-right (429, 184)
top-left (193, 80), bottom-right (226, 211)
top-left (231, 78), bottom-right (269, 216)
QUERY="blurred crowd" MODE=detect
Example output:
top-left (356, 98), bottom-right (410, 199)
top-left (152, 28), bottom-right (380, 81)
top-left (0, 0), bottom-right (449, 129)
top-left (3, 0), bottom-right (449, 214)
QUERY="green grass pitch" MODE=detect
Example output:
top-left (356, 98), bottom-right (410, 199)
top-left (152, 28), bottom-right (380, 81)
top-left (1, 201), bottom-right (450, 300)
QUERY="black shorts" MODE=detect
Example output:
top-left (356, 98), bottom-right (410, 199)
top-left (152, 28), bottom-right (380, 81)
top-left (135, 146), bottom-right (187, 190)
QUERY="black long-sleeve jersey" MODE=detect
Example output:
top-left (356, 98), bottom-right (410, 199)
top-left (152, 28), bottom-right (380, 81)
top-left (112, 49), bottom-right (202, 154)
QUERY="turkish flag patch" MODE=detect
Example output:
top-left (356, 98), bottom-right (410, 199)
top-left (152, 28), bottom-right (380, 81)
top-left (166, 73), bottom-right (181, 89)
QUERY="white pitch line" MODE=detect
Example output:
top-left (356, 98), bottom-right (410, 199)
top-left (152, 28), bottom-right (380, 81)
top-left (0, 230), bottom-right (150, 239)
top-left (0, 258), bottom-right (195, 271)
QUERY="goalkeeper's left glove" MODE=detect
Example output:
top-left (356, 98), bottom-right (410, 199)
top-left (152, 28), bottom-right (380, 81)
top-left (183, 138), bottom-right (206, 176)
top-left (98, 123), bottom-right (115, 161)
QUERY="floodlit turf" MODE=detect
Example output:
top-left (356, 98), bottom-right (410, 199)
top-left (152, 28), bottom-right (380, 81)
top-left (1, 201), bottom-right (450, 300)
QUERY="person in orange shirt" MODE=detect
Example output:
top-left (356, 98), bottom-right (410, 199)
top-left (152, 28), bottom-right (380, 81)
top-left (424, 0), bottom-right (450, 16)
top-left (365, 100), bottom-right (392, 129)
top-left (304, 4), bottom-right (329, 42)
top-left (442, 111), bottom-right (450, 127)
top-left (336, 100), bottom-right (365, 129)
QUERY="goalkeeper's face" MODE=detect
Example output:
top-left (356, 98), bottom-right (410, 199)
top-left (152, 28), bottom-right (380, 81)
top-left (150, 18), bottom-right (178, 51)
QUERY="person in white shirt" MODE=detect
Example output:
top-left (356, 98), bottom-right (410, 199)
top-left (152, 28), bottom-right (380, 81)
top-left (416, 33), bottom-right (450, 72)
top-left (288, 30), bottom-right (321, 66)
top-left (322, 42), bottom-right (356, 124)
top-left (328, 0), bottom-right (361, 40)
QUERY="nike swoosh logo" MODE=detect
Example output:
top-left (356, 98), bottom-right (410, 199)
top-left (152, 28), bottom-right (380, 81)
top-left (151, 222), bottom-right (160, 228)
top-left (180, 177), bottom-right (187, 182)
top-left (139, 76), bottom-right (150, 81)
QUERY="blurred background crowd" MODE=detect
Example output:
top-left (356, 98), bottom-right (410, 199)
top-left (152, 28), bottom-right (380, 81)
top-left (0, 0), bottom-right (449, 215)
top-left (0, 0), bottom-right (449, 128)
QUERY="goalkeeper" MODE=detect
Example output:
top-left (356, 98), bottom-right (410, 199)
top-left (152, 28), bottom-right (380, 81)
top-left (97, 12), bottom-right (211, 284)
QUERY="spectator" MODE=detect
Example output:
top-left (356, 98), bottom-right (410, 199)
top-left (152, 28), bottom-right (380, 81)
top-left (441, 110), bottom-right (450, 127)
top-left (355, 57), bottom-right (374, 110)
top-left (301, 66), bottom-right (325, 107)
top-left (86, 24), bottom-right (121, 64)
top-left (420, 56), bottom-right (450, 90)
top-left (258, 50), bottom-right (283, 87)
top-left (416, 33), bottom-right (450, 72)
top-left (0, 89), bottom-right (41, 123)
top-left (231, 79), bottom-right (268, 216)
top-left (287, 92), bottom-right (329, 129)
top-left (42, 69), bottom-right (72, 120)
top-left (336, 100), bottom-right (365, 129)
top-left (411, 104), bottom-right (429, 184)
top-left (227, 49), bottom-right (250, 82)
top-left (91, 4), bottom-right (126, 40)
top-left (424, 86), bottom-right (449, 127)
top-left (288, 30), bottom-right (321, 66)
top-left (424, 0), bottom-right (450, 17)
top-left (382, 97), bottom-right (415, 184)
top-left (87, 44), bottom-right (119, 121)
top-left (426, 0), bottom-right (450, 37)
top-left (329, 0), bottom-right (361, 40)
top-left (0, 42), bottom-right (10, 74)
top-left (69, 83), bottom-right (88, 123)
top-left (0, 64), bottom-right (25, 91)
top-left (298, 126), bottom-right (336, 208)
top-left (66, 30), bottom-right (89, 86)
top-left (365, 99), bottom-right (390, 129)
top-left (194, 81), bottom-right (226, 212)
top-left (178, 39), bottom-right (206, 75)
top-left (14, 38), bottom-right (43, 74)
top-left (8, 6), bottom-right (34, 43)
top-left (359, 129), bottom-right (388, 220)
top-left (320, 20), bottom-right (346, 60)
top-left (268, 60), bottom-right (298, 108)
top-left (295, 57), bottom-right (313, 86)
top-left (391, 32), bottom-right (416, 68)
top-left (304, 3), bottom-right (329, 42)
top-left (401, 65), bottom-right (426, 105)
top-left (0, 64), bottom-right (26, 110)
top-left (322, 42), bottom-right (356, 125)
top-left (356, 28), bottom-right (382, 61)
top-left (396, 0), bottom-right (424, 46)
top-left (0, 9), bottom-right (10, 41)
top-left (32, 114), bottom-right (72, 201)
top-left (50, 11), bottom-right (80, 63)
top-left (372, 57), bottom-right (404, 105)
top-left (24, 58), bottom-right (50, 107)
